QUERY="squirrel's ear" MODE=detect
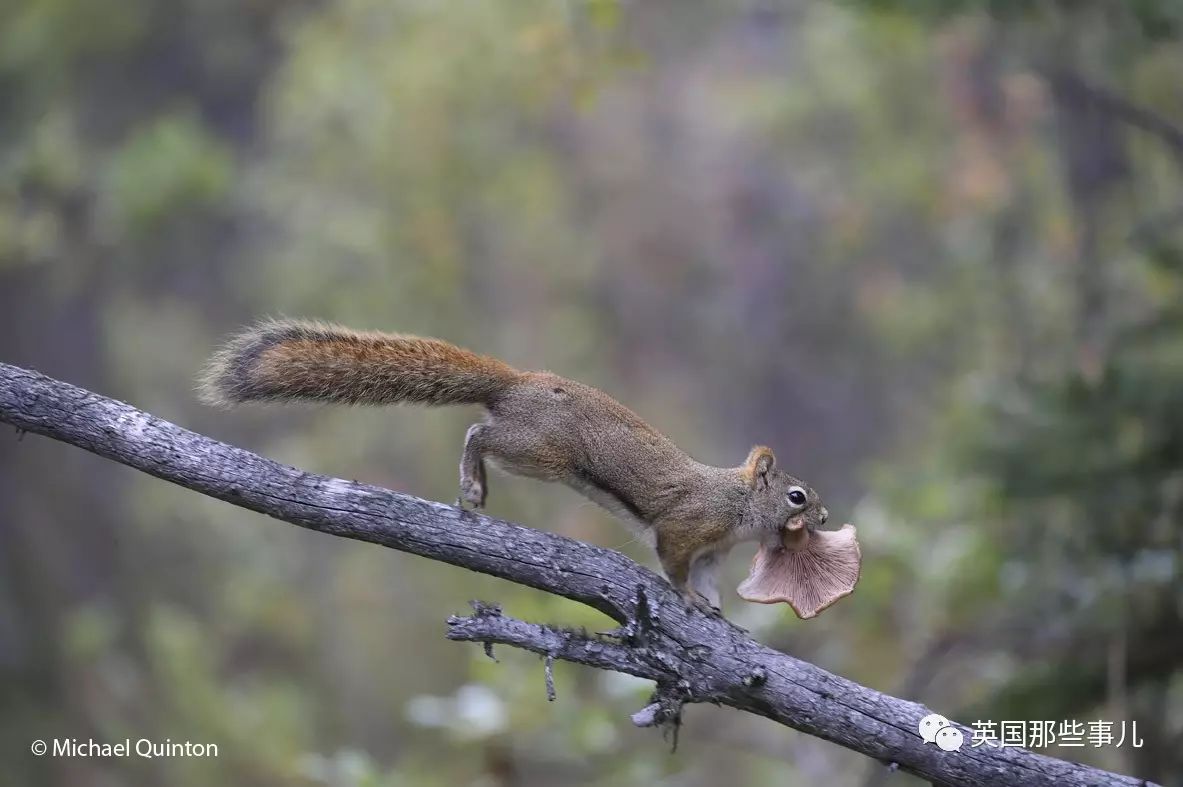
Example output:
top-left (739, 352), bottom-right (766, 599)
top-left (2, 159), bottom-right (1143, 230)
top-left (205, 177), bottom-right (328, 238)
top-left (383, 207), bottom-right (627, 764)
top-left (741, 446), bottom-right (776, 489)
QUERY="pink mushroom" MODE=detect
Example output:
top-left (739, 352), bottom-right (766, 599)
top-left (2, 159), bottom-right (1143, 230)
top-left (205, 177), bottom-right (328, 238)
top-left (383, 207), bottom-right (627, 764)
top-left (737, 524), bottom-right (861, 619)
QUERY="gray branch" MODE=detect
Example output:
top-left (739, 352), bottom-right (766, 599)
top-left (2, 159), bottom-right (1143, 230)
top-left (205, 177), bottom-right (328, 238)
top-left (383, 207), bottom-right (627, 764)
top-left (1042, 66), bottom-right (1183, 162)
top-left (0, 362), bottom-right (1157, 787)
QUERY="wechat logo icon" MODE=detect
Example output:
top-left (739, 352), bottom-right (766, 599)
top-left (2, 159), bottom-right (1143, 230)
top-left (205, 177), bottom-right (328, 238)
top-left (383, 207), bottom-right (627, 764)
top-left (918, 713), bottom-right (964, 752)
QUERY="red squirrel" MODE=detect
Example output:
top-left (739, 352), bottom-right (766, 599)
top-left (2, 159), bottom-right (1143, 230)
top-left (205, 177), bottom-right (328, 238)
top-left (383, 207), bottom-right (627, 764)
top-left (201, 319), bottom-right (831, 615)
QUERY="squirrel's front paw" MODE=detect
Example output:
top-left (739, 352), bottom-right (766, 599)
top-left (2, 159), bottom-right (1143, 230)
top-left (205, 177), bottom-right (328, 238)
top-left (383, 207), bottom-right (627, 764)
top-left (459, 477), bottom-right (486, 509)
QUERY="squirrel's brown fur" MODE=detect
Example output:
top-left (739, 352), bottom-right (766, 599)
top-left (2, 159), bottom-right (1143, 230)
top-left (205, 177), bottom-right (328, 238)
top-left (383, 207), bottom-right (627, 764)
top-left (200, 319), bottom-right (518, 407)
top-left (201, 319), bottom-right (829, 614)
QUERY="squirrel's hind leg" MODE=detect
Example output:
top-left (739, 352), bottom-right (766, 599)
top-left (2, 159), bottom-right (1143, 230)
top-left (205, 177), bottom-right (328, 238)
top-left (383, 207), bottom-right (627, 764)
top-left (689, 550), bottom-right (723, 612)
top-left (459, 423), bottom-right (489, 508)
top-left (657, 536), bottom-right (719, 616)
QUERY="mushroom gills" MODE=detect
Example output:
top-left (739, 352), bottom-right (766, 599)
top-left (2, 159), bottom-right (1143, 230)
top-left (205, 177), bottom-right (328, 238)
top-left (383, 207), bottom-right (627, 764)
top-left (737, 524), bottom-right (861, 619)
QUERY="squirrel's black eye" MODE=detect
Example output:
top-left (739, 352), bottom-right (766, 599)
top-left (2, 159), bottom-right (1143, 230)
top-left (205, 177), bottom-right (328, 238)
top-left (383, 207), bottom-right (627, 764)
top-left (787, 487), bottom-right (807, 506)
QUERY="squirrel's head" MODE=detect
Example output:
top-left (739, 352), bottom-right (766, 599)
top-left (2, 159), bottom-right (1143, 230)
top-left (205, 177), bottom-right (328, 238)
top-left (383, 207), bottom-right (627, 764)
top-left (739, 446), bottom-right (828, 535)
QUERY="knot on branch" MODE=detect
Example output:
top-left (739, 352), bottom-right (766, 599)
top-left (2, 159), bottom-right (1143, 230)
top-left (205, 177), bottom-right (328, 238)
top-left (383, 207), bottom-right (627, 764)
top-left (630, 679), bottom-right (693, 751)
top-left (601, 584), bottom-right (664, 647)
top-left (447, 600), bottom-right (504, 660)
top-left (742, 666), bottom-right (767, 688)
top-left (628, 584), bottom-right (661, 644)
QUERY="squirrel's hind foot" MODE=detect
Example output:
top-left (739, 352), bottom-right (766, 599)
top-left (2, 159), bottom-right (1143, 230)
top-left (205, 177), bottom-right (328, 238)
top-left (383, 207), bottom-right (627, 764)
top-left (681, 590), bottom-right (723, 619)
top-left (459, 477), bottom-right (486, 508)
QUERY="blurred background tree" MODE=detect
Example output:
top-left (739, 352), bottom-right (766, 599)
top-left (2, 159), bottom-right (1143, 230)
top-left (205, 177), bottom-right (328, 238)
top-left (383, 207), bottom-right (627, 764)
top-left (1, 0), bottom-right (1179, 785)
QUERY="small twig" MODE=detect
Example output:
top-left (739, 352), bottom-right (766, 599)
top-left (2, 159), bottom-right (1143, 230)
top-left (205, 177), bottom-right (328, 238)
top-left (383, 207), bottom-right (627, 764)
top-left (446, 607), bottom-right (661, 682)
top-left (668, 715), bottom-right (682, 754)
top-left (469, 600), bottom-right (502, 618)
top-left (544, 654), bottom-right (556, 701)
top-left (1041, 66), bottom-right (1183, 163)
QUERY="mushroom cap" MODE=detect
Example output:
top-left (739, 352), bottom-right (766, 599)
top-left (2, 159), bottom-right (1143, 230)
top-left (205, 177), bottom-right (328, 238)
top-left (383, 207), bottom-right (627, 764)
top-left (737, 524), bottom-right (861, 619)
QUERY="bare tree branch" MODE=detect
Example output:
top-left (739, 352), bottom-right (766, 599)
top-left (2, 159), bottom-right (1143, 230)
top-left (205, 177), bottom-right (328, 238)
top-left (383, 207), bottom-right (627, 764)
top-left (1042, 67), bottom-right (1183, 164)
top-left (0, 362), bottom-right (1158, 787)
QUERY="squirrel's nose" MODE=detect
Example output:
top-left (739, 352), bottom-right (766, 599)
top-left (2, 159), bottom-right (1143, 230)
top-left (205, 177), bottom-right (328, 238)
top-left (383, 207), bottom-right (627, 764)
top-left (820, 507), bottom-right (829, 525)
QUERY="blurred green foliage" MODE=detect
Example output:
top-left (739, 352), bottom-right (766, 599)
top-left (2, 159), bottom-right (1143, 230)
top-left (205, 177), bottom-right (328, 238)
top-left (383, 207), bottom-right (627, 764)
top-left (1, 1), bottom-right (1181, 786)
top-left (107, 109), bottom-right (233, 233)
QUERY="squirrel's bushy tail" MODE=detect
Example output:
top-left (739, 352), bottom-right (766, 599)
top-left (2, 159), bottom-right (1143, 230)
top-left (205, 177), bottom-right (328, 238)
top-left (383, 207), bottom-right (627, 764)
top-left (199, 319), bottom-right (520, 408)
